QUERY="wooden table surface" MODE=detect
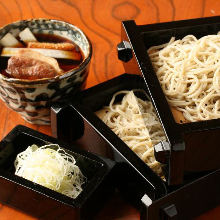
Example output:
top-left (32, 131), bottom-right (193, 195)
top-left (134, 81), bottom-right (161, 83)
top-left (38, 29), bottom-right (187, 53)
top-left (0, 0), bottom-right (220, 219)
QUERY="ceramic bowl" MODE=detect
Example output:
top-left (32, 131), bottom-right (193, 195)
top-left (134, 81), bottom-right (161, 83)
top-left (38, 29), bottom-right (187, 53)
top-left (0, 19), bottom-right (92, 125)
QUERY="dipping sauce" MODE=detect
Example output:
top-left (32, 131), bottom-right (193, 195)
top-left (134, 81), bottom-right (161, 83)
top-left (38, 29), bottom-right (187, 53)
top-left (33, 33), bottom-right (84, 71)
top-left (0, 31), bottom-right (84, 80)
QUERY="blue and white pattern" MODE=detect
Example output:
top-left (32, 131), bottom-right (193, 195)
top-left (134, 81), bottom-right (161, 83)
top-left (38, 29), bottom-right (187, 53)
top-left (0, 19), bottom-right (92, 125)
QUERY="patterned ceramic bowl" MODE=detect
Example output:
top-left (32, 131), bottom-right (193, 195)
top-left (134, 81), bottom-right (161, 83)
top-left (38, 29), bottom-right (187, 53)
top-left (0, 19), bottom-right (92, 125)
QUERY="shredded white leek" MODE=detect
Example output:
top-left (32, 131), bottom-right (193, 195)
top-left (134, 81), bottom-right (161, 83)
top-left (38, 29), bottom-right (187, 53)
top-left (14, 144), bottom-right (85, 199)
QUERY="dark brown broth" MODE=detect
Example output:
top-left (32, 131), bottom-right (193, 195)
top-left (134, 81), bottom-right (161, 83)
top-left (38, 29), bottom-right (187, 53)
top-left (0, 57), bottom-right (10, 77)
top-left (34, 34), bottom-right (84, 72)
top-left (1, 33), bottom-right (84, 79)
top-left (35, 33), bottom-right (72, 43)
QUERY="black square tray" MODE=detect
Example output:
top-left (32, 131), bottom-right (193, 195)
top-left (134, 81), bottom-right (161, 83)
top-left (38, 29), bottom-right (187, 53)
top-left (0, 125), bottom-right (116, 220)
top-left (51, 74), bottom-right (220, 219)
top-left (118, 16), bottom-right (220, 185)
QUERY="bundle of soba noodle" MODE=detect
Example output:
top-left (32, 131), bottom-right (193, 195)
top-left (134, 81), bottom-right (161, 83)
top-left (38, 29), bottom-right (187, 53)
top-left (148, 34), bottom-right (220, 122)
top-left (96, 90), bottom-right (166, 179)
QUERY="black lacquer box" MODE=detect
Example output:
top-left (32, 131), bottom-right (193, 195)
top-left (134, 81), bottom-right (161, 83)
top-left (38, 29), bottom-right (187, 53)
top-left (118, 16), bottom-right (220, 185)
top-left (0, 125), bottom-right (116, 220)
top-left (51, 74), bottom-right (220, 220)
top-left (50, 16), bottom-right (220, 219)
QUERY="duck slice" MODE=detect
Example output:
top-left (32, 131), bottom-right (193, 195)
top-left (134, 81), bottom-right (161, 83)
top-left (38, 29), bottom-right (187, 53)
top-left (6, 49), bottom-right (63, 80)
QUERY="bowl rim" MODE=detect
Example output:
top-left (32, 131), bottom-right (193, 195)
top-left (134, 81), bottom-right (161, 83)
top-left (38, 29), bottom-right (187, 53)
top-left (0, 18), bottom-right (92, 85)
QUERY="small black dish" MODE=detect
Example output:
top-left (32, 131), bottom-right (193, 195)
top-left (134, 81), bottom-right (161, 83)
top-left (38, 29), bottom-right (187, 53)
top-left (0, 125), bottom-right (116, 220)
top-left (118, 16), bottom-right (220, 185)
top-left (51, 74), bottom-right (220, 219)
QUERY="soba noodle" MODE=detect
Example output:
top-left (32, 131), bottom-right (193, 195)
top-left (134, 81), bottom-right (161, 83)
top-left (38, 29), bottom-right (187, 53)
top-left (148, 34), bottom-right (220, 122)
top-left (96, 90), bottom-right (166, 178)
